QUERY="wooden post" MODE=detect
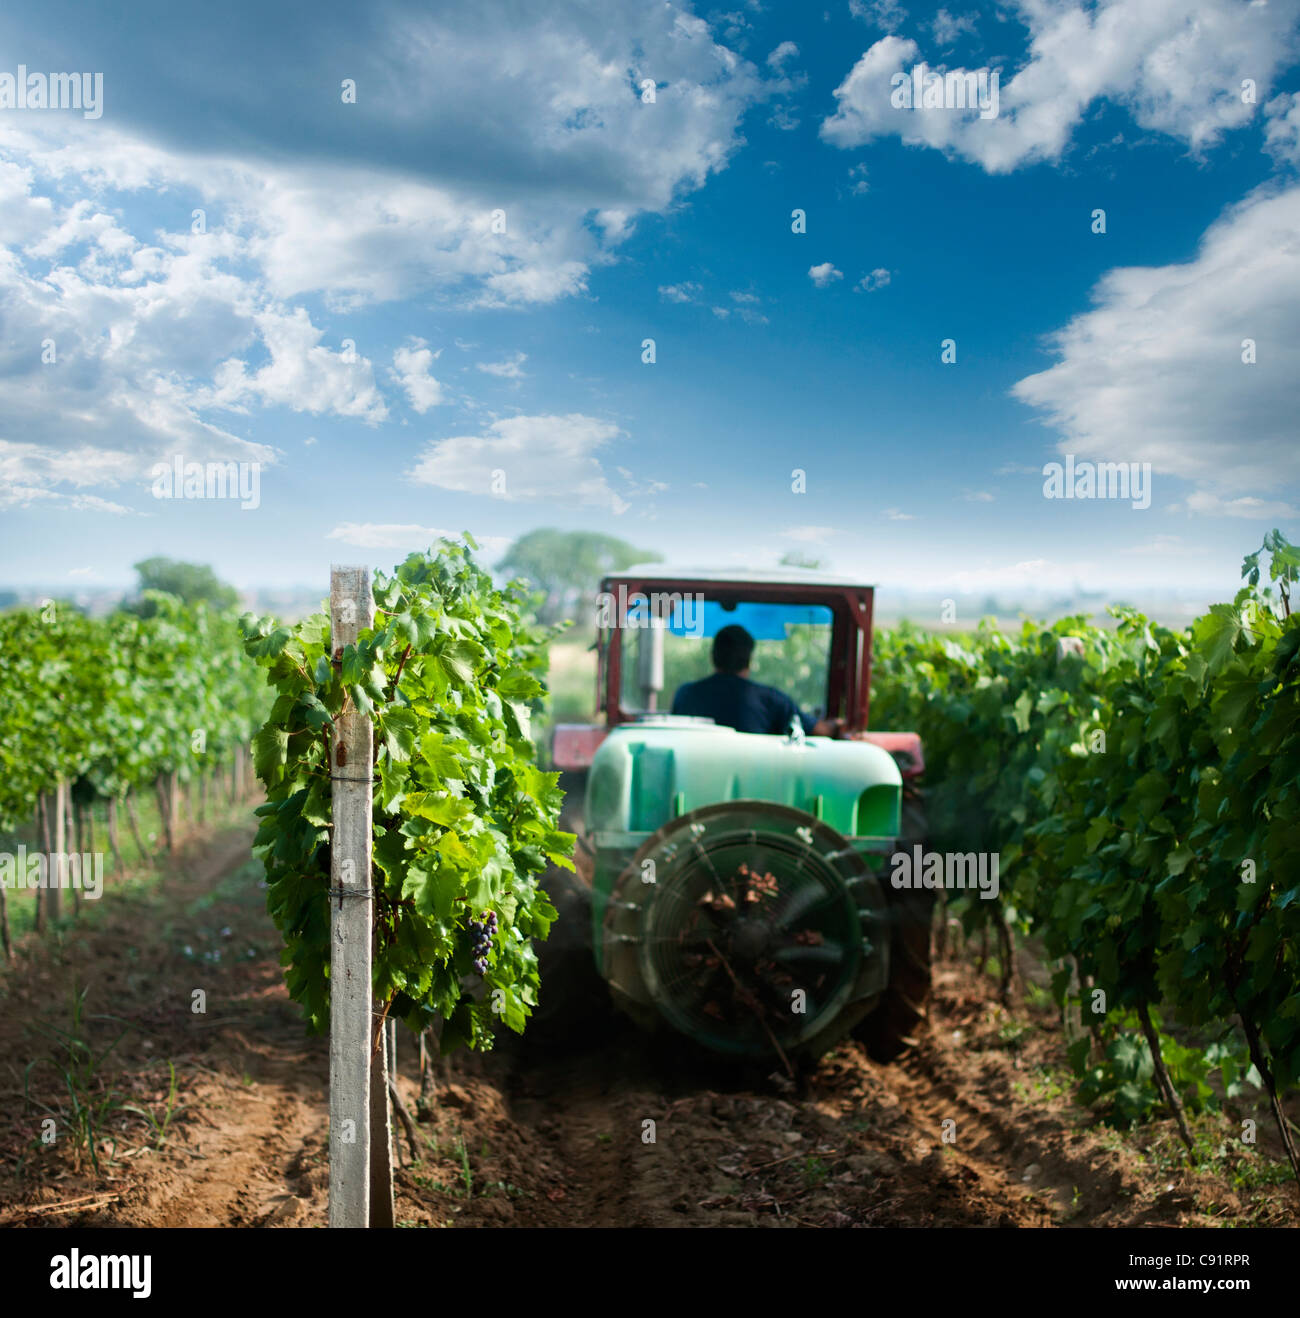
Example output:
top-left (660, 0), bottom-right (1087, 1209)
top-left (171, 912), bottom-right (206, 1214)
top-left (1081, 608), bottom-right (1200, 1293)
top-left (0, 839), bottom-right (10, 959)
top-left (329, 565), bottom-right (375, 1229)
top-left (369, 1019), bottom-right (395, 1226)
top-left (48, 781), bottom-right (65, 922)
top-left (34, 796), bottom-right (49, 932)
top-left (67, 789), bottom-right (81, 914)
top-left (124, 789), bottom-right (147, 861)
top-left (168, 772), bottom-right (180, 850)
top-left (155, 774), bottom-right (176, 855)
top-left (106, 797), bottom-right (124, 874)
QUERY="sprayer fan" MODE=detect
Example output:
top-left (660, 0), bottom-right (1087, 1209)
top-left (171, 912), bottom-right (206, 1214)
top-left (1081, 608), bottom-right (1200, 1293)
top-left (626, 802), bottom-right (877, 1059)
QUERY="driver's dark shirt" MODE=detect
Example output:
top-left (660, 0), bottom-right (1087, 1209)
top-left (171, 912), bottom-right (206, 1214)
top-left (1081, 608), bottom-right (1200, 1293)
top-left (670, 671), bottom-right (817, 735)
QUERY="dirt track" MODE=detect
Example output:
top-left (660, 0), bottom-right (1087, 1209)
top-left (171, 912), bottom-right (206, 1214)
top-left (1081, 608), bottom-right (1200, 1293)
top-left (0, 826), bottom-right (1293, 1228)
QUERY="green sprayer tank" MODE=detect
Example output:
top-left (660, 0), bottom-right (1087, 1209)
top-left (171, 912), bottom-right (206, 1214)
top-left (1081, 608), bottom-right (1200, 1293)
top-left (583, 717), bottom-right (905, 1062)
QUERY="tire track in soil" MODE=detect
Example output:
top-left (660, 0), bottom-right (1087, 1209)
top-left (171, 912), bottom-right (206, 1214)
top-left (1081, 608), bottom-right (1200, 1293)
top-left (501, 1055), bottom-right (642, 1226)
top-left (871, 964), bottom-right (1194, 1226)
top-left (890, 1044), bottom-right (1122, 1223)
top-left (458, 1016), bottom-right (1057, 1228)
top-left (433, 960), bottom-right (1250, 1228)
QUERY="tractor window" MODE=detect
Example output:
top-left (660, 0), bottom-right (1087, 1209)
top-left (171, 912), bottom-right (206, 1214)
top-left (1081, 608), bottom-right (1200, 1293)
top-left (618, 600), bottom-right (834, 718)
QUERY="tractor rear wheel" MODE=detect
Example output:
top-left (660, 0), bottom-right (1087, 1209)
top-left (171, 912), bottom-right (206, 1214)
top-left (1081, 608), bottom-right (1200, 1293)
top-left (855, 793), bottom-right (935, 1063)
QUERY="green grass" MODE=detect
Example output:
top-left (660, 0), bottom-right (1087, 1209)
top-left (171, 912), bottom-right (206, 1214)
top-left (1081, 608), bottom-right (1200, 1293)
top-left (801, 1156), bottom-right (830, 1189)
top-left (456, 1130), bottom-right (474, 1196)
top-left (21, 983), bottom-right (132, 1174)
top-left (996, 1019), bottom-right (1033, 1049)
top-left (123, 1059), bottom-right (184, 1151)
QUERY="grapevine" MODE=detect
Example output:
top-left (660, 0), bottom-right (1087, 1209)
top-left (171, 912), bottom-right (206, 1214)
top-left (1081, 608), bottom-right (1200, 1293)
top-left (872, 530), bottom-right (1300, 1178)
top-left (240, 538), bottom-right (573, 1052)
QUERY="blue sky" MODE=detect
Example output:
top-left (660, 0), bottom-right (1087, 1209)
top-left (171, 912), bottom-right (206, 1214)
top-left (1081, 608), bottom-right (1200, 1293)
top-left (1, 0), bottom-right (1298, 607)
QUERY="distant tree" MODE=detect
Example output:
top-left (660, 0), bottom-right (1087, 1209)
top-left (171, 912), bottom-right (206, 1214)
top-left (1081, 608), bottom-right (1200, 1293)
top-left (779, 550), bottom-right (824, 571)
top-left (496, 530), bottom-right (662, 625)
top-left (125, 557), bottom-right (239, 616)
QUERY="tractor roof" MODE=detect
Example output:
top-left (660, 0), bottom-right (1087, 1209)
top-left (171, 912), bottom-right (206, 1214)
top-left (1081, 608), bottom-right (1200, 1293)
top-left (608, 563), bottom-right (875, 589)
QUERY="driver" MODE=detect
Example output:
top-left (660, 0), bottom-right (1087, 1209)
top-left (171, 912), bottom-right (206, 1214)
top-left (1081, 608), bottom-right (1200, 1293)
top-left (671, 624), bottom-right (844, 736)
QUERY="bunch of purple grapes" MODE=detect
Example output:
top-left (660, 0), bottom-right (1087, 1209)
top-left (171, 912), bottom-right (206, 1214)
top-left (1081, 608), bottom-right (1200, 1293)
top-left (468, 910), bottom-right (497, 976)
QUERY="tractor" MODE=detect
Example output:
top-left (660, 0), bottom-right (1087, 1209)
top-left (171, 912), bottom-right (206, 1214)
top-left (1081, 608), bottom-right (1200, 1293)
top-left (538, 566), bottom-right (932, 1069)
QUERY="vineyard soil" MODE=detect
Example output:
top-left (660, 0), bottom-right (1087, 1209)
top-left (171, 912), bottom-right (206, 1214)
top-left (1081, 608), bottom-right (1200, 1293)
top-left (0, 830), bottom-right (1293, 1228)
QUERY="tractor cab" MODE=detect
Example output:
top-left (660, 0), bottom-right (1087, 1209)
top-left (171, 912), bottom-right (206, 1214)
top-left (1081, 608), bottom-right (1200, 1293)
top-left (553, 566), bottom-right (923, 778)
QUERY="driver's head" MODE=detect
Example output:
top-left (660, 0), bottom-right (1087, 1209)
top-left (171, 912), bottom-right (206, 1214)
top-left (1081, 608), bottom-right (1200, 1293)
top-left (713, 624), bottom-right (755, 674)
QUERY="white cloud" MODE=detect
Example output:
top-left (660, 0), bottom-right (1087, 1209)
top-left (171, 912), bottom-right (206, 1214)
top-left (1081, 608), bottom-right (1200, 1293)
top-left (713, 9), bottom-right (754, 47)
top-left (849, 0), bottom-right (907, 33)
top-left (1129, 534), bottom-right (1188, 556)
top-left (855, 267), bottom-right (891, 292)
top-left (726, 292), bottom-right (769, 325)
top-left (847, 163), bottom-right (870, 195)
top-left (0, 440), bottom-right (139, 512)
top-left (0, 174), bottom-right (279, 485)
top-left (884, 508), bottom-right (914, 520)
top-left (476, 352), bottom-right (529, 380)
top-left (767, 41), bottom-right (800, 70)
top-left (0, 1), bottom-right (774, 318)
top-left (948, 559), bottom-right (1078, 592)
top-left (962, 490), bottom-right (994, 502)
top-left (328, 522), bottom-right (456, 549)
top-left (809, 262), bottom-right (843, 287)
top-left (0, 159), bottom-right (56, 247)
top-left (822, 3), bottom-right (1300, 173)
top-left (326, 522), bottom-right (511, 557)
top-left (1264, 91), bottom-right (1300, 167)
top-left (1178, 492), bottom-right (1300, 520)
top-left (408, 414), bottom-right (629, 514)
top-left (477, 261), bottom-right (590, 309)
top-left (391, 341), bottom-right (445, 413)
top-left (595, 209), bottom-right (633, 243)
top-left (659, 282), bottom-right (702, 303)
top-left (782, 525), bottom-right (836, 543)
top-left (202, 307), bottom-right (388, 423)
top-left (1012, 185), bottom-right (1300, 501)
top-left (931, 8), bottom-right (977, 47)
top-left (615, 465), bottom-right (670, 498)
